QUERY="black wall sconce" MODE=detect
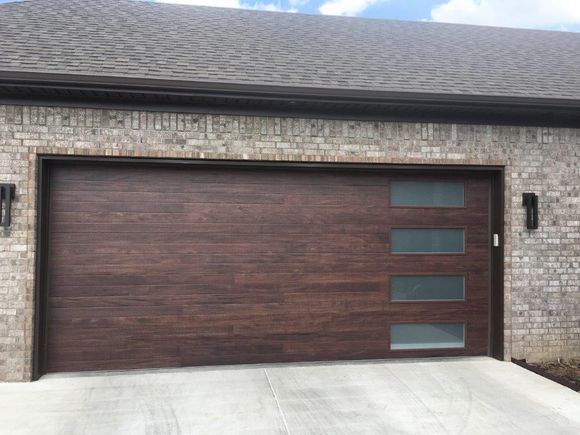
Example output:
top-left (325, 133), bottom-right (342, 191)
top-left (0, 184), bottom-right (16, 228)
top-left (522, 193), bottom-right (539, 230)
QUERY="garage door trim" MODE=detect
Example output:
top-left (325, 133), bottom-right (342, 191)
top-left (32, 155), bottom-right (505, 380)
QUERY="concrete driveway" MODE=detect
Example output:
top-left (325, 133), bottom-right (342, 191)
top-left (0, 357), bottom-right (578, 435)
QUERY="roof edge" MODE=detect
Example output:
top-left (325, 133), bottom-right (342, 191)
top-left (1, 70), bottom-right (580, 111)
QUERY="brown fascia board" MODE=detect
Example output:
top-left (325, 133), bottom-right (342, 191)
top-left (1, 70), bottom-right (580, 112)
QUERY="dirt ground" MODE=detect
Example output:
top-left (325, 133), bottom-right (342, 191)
top-left (527, 359), bottom-right (580, 391)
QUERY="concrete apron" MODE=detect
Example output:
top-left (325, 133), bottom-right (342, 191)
top-left (0, 357), bottom-right (578, 435)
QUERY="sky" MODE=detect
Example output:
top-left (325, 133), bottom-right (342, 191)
top-left (156, 0), bottom-right (580, 31)
top-left (1, 0), bottom-right (579, 32)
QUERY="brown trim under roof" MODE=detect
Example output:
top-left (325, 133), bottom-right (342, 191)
top-left (2, 70), bottom-right (580, 108)
top-left (1, 71), bottom-right (579, 127)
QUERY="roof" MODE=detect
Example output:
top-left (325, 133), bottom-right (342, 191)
top-left (1, 0), bottom-right (580, 103)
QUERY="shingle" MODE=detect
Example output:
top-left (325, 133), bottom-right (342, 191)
top-left (0, 0), bottom-right (579, 101)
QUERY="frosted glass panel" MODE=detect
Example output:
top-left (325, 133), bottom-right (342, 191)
top-left (391, 323), bottom-right (465, 350)
top-left (391, 276), bottom-right (464, 301)
top-left (391, 181), bottom-right (464, 206)
top-left (391, 229), bottom-right (464, 253)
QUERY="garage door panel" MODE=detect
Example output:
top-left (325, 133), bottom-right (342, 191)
top-left (49, 250), bottom-right (392, 267)
top-left (44, 163), bottom-right (491, 373)
top-left (385, 305), bottom-right (488, 322)
top-left (47, 349), bottom-right (184, 367)
top-left (384, 213), bottom-right (487, 227)
top-left (48, 335), bottom-right (393, 368)
top-left (51, 191), bottom-right (382, 208)
top-left (49, 269), bottom-right (390, 288)
top-left (178, 350), bottom-right (383, 368)
top-left (233, 272), bottom-right (387, 289)
top-left (387, 348), bottom-right (484, 358)
top-left (48, 327), bottom-right (391, 350)
top-left (51, 165), bottom-right (391, 186)
top-left (51, 200), bottom-right (187, 214)
top-left (386, 257), bottom-right (488, 273)
top-left (49, 342), bottom-right (284, 365)
top-left (47, 358), bottom-right (183, 374)
top-left (49, 223), bottom-right (387, 236)
top-left (49, 207), bottom-right (390, 226)
top-left (387, 240), bottom-right (489, 255)
top-left (177, 298), bottom-right (385, 317)
top-left (48, 290), bottom-right (387, 312)
top-left (50, 207), bottom-right (485, 227)
top-left (466, 186), bottom-right (491, 202)
top-left (52, 181), bottom-right (391, 199)
top-left (49, 262), bottom-right (391, 279)
top-left (465, 293), bottom-right (490, 306)
top-left (48, 240), bottom-right (389, 256)
top-left (47, 290), bottom-right (286, 309)
top-left (466, 233), bottom-right (492, 247)
top-left (47, 276), bottom-right (386, 298)
top-left (47, 305), bottom-right (186, 321)
top-left (49, 254), bottom-right (391, 272)
top-left (465, 323), bottom-right (491, 352)
top-left (49, 252), bottom-right (393, 268)
top-left (279, 341), bottom-right (388, 359)
top-left (48, 295), bottom-right (386, 321)
top-left (49, 312), bottom-right (389, 338)
top-left (231, 314), bottom-right (389, 335)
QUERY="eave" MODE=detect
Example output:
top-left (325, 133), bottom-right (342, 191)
top-left (1, 71), bottom-right (579, 127)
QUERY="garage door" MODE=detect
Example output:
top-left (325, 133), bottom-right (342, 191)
top-left (43, 162), bottom-right (490, 373)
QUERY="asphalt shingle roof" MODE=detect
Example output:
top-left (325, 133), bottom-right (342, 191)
top-left (1, 0), bottom-right (580, 101)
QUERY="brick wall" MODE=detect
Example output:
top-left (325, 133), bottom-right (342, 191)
top-left (0, 104), bottom-right (578, 381)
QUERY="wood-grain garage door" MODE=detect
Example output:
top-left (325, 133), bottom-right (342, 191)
top-left (43, 162), bottom-right (491, 373)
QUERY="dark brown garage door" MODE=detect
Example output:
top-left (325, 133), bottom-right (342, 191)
top-left (43, 162), bottom-right (491, 373)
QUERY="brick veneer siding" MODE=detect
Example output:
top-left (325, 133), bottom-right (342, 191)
top-left (0, 104), bottom-right (578, 381)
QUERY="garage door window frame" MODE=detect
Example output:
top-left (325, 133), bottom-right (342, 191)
top-left (390, 227), bottom-right (466, 254)
top-left (389, 274), bottom-right (466, 302)
top-left (389, 179), bottom-right (466, 208)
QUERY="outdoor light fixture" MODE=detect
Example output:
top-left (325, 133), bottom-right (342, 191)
top-left (0, 184), bottom-right (16, 228)
top-left (522, 193), bottom-right (539, 230)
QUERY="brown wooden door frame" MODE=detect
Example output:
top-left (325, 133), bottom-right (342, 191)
top-left (32, 155), bottom-right (505, 380)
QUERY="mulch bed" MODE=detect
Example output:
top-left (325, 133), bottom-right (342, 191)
top-left (512, 358), bottom-right (580, 392)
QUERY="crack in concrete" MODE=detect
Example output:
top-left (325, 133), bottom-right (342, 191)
top-left (264, 368), bottom-right (292, 435)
